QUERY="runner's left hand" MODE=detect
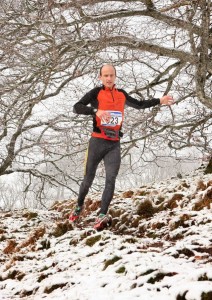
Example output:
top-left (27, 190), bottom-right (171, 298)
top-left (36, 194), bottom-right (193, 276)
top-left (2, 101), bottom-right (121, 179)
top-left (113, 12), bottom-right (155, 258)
top-left (160, 95), bottom-right (174, 106)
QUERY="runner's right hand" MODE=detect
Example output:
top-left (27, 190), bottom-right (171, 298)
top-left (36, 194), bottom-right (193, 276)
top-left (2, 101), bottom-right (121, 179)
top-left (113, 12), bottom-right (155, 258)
top-left (96, 110), bottom-right (111, 123)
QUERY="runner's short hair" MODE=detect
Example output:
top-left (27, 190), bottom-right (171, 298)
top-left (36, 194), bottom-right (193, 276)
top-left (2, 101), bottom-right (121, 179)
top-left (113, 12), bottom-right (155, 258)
top-left (99, 65), bottom-right (116, 76)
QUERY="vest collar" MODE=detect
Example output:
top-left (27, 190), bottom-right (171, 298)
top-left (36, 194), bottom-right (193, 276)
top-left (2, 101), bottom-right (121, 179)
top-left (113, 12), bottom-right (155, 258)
top-left (102, 84), bottom-right (116, 91)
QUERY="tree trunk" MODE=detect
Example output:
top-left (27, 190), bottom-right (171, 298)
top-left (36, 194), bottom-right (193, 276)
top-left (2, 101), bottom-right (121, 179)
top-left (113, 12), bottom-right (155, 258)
top-left (204, 156), bottom-right (212, 174)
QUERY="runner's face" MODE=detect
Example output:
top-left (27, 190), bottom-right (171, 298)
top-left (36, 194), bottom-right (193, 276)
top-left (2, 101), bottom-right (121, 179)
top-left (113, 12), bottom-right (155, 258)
top-left (99, 66), bottom-right (116, 89)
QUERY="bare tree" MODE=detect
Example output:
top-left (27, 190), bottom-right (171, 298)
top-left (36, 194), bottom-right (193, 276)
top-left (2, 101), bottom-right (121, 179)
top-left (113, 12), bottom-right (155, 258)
top-left (0, 0), bottom-right (211, 206)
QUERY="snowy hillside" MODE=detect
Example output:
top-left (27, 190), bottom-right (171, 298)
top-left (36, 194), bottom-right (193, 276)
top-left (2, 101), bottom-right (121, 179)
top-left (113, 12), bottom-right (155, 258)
top-left (0, 170), bottom-right (211, 300)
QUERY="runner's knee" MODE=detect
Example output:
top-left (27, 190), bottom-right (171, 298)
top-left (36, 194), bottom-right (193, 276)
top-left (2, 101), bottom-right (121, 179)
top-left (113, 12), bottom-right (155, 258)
top-left (105, 174), bottom-right (117, 186)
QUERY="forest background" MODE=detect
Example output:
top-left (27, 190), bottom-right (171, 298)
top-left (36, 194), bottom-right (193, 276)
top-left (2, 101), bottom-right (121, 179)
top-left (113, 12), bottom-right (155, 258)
top-left (0, 0), bottom-right (211, 209)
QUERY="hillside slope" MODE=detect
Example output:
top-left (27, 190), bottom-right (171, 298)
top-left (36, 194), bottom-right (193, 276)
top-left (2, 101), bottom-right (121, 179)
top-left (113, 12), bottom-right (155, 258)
top-left (0, 171), bottom-right (211, 300)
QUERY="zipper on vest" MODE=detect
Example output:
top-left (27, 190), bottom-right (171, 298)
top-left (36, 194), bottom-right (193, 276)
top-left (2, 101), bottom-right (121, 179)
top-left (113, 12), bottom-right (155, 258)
top-left (110, 90), bottom-right (115, 102)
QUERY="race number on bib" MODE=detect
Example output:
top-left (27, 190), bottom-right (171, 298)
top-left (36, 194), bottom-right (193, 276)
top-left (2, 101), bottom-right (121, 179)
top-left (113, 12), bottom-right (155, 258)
top-left (101, 111), bottom-right (122, 127)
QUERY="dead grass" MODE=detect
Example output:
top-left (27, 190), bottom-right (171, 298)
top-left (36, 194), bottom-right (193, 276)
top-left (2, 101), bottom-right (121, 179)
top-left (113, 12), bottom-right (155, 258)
top-left (3, 240), bottom-right (17, 254)
top-left (164, 193), bottom-right (184, 209)
top-left (196, 180), bottom-right (207, 191)
top-left (122, 190), bottom-right (134, 198)
top-left (51, 221), bottom-right (73, 237)
top-left (193, 186), bottom-right (212, 211)
top-left (136, 199), bottom-right (156, 217)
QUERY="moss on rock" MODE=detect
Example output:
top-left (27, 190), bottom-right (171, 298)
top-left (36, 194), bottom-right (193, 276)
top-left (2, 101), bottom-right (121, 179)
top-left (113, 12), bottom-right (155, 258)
top-left (85, 234), bottom-right (101, 247)
top-left (103, 256), bottom-right (121, 270)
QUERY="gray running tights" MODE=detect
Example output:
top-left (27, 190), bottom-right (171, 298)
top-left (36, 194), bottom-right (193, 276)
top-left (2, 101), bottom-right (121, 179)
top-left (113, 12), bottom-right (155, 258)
top-left (77, 137), bottom-right (121, 214)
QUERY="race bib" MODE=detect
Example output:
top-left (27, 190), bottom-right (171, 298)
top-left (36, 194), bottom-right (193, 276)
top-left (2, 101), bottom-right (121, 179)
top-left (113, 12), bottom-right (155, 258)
top-left (101, 111), bottom-right (122, 127)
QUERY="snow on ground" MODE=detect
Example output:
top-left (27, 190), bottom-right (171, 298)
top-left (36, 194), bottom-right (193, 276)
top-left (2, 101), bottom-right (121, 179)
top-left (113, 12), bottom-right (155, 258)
top-left (0, 170), bottom-right (211, 300)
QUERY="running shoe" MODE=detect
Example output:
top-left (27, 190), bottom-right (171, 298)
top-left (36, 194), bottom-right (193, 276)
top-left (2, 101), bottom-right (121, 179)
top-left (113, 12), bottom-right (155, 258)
top-left (93, 214), bottom-right (112, 231)
top-left (69, 206), bottom-right (83, 222)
